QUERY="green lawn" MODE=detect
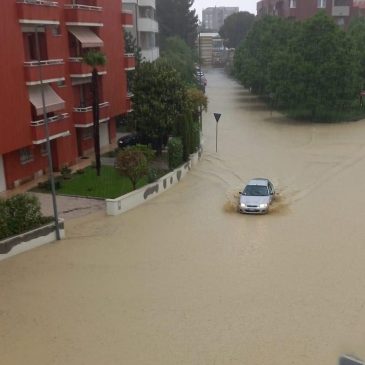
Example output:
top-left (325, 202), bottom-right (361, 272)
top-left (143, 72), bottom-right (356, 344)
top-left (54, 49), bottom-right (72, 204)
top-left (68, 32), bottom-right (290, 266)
top-left (57, 166), bottom-right (148, 199)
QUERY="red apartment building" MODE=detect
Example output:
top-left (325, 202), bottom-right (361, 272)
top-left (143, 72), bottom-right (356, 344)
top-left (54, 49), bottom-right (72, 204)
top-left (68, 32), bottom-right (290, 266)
top-left (0, 0), bottom-right (136, 192)
top-left (257, 0), bottom-right (365, 28)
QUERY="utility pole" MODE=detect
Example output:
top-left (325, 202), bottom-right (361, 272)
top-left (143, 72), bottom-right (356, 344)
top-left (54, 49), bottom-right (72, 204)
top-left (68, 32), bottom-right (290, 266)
top-left (35, 26), bottom-right (61, 241)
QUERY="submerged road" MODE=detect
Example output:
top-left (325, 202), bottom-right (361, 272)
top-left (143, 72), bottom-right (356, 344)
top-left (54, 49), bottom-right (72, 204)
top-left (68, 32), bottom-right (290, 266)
top-left (1, 69), bottom-right (365, 364)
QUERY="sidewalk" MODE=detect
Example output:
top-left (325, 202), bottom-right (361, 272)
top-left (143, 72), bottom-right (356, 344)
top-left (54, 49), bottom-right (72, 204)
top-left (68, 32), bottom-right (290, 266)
top-left (0, 144), bottom-right (116, 220)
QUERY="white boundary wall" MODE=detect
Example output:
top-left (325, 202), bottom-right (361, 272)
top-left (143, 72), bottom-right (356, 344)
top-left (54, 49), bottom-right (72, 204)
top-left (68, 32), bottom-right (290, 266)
top-left (0, 220), bottom-right (65, 262)
top-left (106, 148), bottom-right (202, 216)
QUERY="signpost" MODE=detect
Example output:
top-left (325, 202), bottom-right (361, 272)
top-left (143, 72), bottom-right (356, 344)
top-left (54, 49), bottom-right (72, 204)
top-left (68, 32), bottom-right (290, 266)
top-left (214, 113), bottom-right (221, 152)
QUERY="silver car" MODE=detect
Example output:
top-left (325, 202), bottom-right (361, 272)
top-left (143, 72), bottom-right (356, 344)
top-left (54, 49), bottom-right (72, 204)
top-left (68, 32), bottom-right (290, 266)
top-left (238, 178), bottom-right (275, 214)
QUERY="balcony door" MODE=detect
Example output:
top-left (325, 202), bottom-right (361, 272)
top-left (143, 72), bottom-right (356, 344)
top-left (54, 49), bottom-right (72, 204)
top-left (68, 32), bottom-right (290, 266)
top-left (0, 155), bottom-right (6, 192)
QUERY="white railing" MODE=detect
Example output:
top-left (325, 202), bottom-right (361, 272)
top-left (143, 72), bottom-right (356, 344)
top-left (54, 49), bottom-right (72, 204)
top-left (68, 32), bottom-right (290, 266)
top-left (64, 4), bottom-right (102, 11)
top-left (17, 0), bottom-right (59, 7)
top-left (24, 59), bottom-right (64, 67)
top-left (124, 53), bottom-right (135, 58)
top-left (69, 57), bottom-right (83, 63)
top-left (73, 102), bottom-right (109, 112)
top-left (31, 113), bottom-right (69, 126)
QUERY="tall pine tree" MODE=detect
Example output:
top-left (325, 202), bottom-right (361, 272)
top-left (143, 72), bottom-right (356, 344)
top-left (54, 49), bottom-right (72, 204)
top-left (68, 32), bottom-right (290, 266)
top-left (156, 0), bottom-right (198, 50)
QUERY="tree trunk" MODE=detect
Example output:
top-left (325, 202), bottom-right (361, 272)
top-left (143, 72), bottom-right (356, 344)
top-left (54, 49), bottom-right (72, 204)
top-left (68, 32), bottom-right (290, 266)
top-left (92, 68), bottom-right (101, 176)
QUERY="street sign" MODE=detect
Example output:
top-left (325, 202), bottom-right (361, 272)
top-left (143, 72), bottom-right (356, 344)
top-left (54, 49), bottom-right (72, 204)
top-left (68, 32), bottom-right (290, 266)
top-left (214, 113), bottom-right (221, 123)
top-left (213, 113), bottom-right (222, 152)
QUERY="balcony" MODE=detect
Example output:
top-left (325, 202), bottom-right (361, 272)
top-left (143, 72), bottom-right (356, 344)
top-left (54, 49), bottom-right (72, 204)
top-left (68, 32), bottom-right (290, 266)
top-left (24, 59), bottom-right (65, 85)
top-left (31, 113), bottom-right (70, 144)
top-left (64, 3), bottom-right (103, 26)
top-left (138, 17), bottom-right (159, 33)
top-left (17, 0), bottom-right (61, 25)
top-left (73, 102), bottom-right (110, 127)
top-left (121, 10), bottom-right (134, 27)
top-left (69, 57), bottom-right (106, 77)
top-left (332, 5), bottom-right (350, 17)
top-left (141, 47), bottom-right (159, 62)
top-left (124, 53), bottom-right (136, 70)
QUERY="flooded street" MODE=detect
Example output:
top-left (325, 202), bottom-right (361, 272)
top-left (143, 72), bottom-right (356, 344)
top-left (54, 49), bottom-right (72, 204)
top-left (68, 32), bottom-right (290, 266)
top-left (2, 69), bottom-right (365, 364)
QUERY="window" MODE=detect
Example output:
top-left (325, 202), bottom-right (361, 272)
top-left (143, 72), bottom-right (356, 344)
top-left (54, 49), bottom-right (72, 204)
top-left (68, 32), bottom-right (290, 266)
top-left (40, 144), bottom-right (48, 157)
top-left (19, 148), bottom-right (33, 164)
top-left (82, 128), bottom-right (93, 140)
top-left (290, 0), bottom-right (297, 8)
top-left (317, 0), bottom-right (326, 8)
top-left (56, 80), bottom-right (66, 88)
top-left (51, 26), bottom-right (61, 36)
top-left (334, 0), bottom-right (349, 5)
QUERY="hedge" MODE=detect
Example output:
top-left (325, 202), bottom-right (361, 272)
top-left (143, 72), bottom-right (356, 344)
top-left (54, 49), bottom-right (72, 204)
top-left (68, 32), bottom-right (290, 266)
top-left (0, 194), bottom-right (51, 240)
top-left (168, 137), bottom-right (183, 170)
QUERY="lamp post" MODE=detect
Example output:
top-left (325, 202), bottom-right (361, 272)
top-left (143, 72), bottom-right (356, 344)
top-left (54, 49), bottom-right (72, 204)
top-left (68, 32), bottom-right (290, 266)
top-left (35, 25), bottom-right (61, 241)
top-left (198, 32), bottom-right (203, 131)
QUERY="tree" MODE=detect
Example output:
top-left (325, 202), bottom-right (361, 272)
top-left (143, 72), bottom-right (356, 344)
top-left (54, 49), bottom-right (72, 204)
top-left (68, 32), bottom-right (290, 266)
top-left (234, 16), bottom-right (298, 95)
top-left (115, 148), bottom-right (148, 190)
top-left (283, 12), bottom-right (360, 118)
top-left (83, 50), bottom-right (107, 176)
top-left (219, 11), bottom-right (255, 49)
top-left (131, 59), bottom-right (187, 154)
top-left (161, 36), bottom-right (196, 85)
top-left (348, 17), bottom-right (365, 90)
top-left (156, 0), bottom-right (198, 50)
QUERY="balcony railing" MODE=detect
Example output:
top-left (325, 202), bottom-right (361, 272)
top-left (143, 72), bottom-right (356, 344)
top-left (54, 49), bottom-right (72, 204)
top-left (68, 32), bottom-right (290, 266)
top-left (124, 53), bottom-right (136, 70)
top-left (64, 3), bottom-right (103, 25)
top-left (69, 57), bottom-right (106, 76)
top-left (73, 102), bottom-right (110, 126)
top-left (17, 0), bottom-right (61, 25)
top-left (31, 112), bottom-right (69, 126)
top-left (24, 59), bottom-right (65, 84)
top-left (31, 113), bottom-right (69, 142)
top-left (121, 10), bottom-right (134, 27)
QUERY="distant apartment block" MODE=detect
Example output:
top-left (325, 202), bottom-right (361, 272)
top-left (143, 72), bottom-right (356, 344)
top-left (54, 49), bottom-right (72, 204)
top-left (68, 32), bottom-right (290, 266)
top-left (202, 7), bottom-right (239, 31)
top-left (257, 0), bottom-right (365, 28)
top-left (198, 33), bottom-right (225, 66)
top-left (0, 0), bottom-right (135, 192)
top-left (122, 0), bottom-right (160, 62)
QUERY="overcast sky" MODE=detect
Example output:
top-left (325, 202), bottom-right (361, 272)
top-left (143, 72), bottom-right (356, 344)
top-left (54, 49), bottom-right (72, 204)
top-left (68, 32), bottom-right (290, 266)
top-left (192, 0), bottom-right (258, 19)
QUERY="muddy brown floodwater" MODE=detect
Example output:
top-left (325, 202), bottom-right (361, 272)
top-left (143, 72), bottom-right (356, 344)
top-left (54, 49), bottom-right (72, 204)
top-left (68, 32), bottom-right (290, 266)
top-left (2, 69), bottom-right (365, 365)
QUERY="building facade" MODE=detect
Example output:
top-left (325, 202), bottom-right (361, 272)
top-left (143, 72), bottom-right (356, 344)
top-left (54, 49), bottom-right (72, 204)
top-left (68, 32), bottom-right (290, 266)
top-left (0, 0), bottom-right (135, 192)
top-left (257, 0), bottom-right (365, 28)
top-left (202, 7), bottom-right (239, 31)
top-left (122, 0), bottom-right (160, 62)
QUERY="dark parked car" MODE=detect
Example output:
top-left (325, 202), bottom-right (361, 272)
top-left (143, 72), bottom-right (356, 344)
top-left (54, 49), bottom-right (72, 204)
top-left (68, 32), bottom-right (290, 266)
top-left (117, 133), bottom-right (140, 148)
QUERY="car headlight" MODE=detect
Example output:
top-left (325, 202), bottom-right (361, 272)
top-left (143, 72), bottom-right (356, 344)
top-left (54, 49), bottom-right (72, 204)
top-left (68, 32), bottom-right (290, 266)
top-left (259, 203), bottom-right (268, 209)
top-left (240, 203), bottom-right (246, 208)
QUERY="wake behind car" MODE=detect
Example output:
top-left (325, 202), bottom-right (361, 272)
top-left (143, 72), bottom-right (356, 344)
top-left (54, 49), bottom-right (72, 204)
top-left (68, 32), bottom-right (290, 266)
top-left (238, 178), bottom-right (275, 214)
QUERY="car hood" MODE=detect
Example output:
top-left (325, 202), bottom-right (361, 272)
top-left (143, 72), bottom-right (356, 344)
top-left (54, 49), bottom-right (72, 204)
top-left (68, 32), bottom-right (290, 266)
top-left (240, 195), bottom-right (270, 205)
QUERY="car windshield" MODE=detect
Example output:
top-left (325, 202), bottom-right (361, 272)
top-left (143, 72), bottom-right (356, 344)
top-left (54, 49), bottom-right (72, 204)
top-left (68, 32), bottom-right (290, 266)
top-left (243, 185), bottom-right (269, 196)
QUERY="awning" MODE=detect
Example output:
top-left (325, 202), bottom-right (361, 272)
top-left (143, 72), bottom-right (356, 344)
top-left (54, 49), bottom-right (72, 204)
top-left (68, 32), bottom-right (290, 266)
top-left (68, 26), bottom-right (103, 48)
top-left (28, 84), bottom-right (65, 116)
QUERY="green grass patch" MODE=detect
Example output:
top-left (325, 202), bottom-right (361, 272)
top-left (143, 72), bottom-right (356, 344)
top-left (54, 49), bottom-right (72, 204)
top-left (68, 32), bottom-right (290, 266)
top-left (56, 166), bottom-right (148, 199)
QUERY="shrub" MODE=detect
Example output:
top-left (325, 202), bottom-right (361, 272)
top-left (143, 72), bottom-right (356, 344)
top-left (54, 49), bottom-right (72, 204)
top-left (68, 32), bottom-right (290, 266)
top-left (60, 165), bottom-right (72, 179)
top-left (168, 137), bottom-right (183, 170)
top-left (147, 166), bottom-right (158, 183)
top-left (0, 194), bottom-right (47, 240)
top-left (115, 149), bottom-right (148, 190)
top-left (191, 122), bottom-right (200, 153)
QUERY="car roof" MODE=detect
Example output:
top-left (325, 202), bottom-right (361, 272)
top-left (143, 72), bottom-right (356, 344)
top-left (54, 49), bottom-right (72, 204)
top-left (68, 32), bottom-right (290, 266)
top-left (247, 178), bottom-right (270, 186)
